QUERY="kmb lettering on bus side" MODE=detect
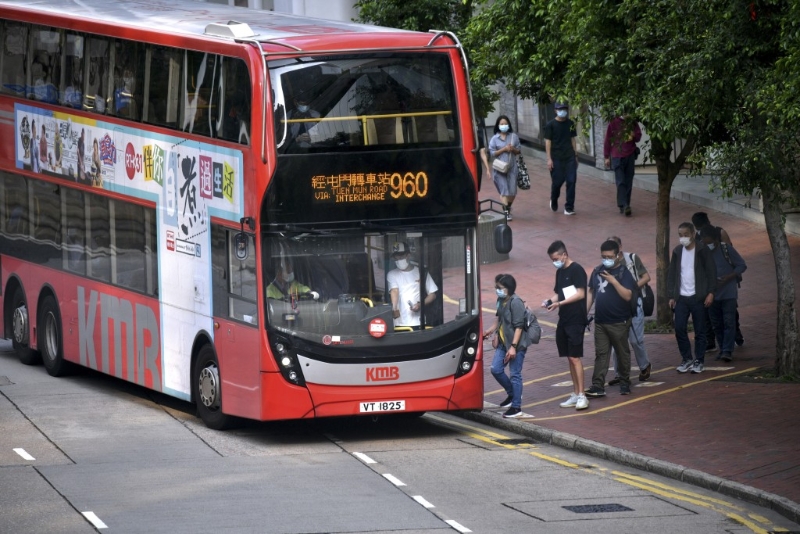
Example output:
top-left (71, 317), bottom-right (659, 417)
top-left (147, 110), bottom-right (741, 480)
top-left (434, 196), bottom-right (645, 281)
top-left (366, 366), bottom-right (399, 382)
top-left (77, 286), bottom-right (161, 389)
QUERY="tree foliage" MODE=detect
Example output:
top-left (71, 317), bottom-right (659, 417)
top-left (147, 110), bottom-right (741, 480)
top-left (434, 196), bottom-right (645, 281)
top-left (464, 0), bottom-right (798, 375)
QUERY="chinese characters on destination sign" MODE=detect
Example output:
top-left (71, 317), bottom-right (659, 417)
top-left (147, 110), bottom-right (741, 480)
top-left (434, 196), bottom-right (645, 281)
top-left (312, 171), bottom-right (429, 203)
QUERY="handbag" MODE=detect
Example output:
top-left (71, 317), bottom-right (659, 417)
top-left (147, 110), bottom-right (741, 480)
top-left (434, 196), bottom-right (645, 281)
top-left (492, 157), bottom-right (510, 174)
top-left (641, 283), bottom-right (655, 317)
top-left (516, 155), bottom-right (531, 190)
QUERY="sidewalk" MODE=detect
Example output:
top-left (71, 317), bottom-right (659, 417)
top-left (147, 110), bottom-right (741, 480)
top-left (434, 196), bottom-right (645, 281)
top-left (467, 147), bottom-right (800, 523)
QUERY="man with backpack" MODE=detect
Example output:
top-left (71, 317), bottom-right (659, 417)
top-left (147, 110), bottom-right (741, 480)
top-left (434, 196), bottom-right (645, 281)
top-left (607, 236), bottom-right (653, 385)
top-left (585, 239), bottom-right (637, 397)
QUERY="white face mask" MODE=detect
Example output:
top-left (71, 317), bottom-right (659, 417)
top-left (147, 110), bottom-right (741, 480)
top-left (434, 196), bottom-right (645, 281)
top-left (679, 237), bottom-right (692, 247)
top-left (556, 109), bottom-right (568, 118)
top-left (297, 104), bottom-right (309, 113)
top-left (499, 124), bottom-right (509, 133)
top-left (395, 258), bottom-right (409, 270)
top-left (284, 271), bottom-right (294, 283)
top-left (707, 243), bottom-right (716, 251)
top-left (553, 260), bottom-right (564, 269)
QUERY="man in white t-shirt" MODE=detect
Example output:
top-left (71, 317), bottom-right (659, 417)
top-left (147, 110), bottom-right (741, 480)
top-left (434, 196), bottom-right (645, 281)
top-left (387, 242), bottom-right (438, 328)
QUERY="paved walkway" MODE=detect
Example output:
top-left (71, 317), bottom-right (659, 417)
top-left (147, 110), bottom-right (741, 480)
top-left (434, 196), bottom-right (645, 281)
top-left (467, 147), bottom-right (800, 523)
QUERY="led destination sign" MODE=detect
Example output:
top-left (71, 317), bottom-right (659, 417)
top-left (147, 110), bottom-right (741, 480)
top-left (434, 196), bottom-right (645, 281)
top-left (312, 171), bottom-right (429, 204)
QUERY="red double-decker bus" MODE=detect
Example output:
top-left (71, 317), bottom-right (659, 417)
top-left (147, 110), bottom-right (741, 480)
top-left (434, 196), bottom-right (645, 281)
top-left (0, 0), bottom-right (484, 428)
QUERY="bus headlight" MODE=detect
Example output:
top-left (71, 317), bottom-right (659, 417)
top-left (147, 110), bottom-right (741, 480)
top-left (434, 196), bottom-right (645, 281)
top-left (456, 328), bottom-right (480, 378)
top-left (281, 356), bottom-right (292, 367)
top-left (271, 338), bottom-right (306, 386)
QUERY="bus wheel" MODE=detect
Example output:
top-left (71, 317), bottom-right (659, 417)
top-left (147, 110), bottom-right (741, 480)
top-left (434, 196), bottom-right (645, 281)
top-left (194, 345), bottom-right (235, 430)
top-left (11, 287), bottom-right (41, 366)
top-left (39, 296), bottom-right (70, 377)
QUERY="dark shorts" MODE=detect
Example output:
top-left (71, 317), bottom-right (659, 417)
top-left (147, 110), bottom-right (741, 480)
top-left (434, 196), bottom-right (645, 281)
top-left (556, 323), bottom-right (585, 357)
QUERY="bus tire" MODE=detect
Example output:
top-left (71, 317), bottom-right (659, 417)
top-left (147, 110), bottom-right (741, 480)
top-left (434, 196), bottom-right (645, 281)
top-left (11, 287), bottom-right (41, 366)
top-left (193, 345), bottom-right (236, 430)
top-left (39, 296), bottom-right (70, 377)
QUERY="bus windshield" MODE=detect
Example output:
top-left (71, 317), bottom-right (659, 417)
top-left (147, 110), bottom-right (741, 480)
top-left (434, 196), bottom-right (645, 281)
top-left (264, 230), bottom-right (474, 341)
top-left (270, 53), bottom-right (458, 153)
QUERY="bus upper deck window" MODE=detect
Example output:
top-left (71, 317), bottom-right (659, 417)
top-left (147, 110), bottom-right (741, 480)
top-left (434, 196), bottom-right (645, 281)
top-left (0, 22), bottom-right (28, 97)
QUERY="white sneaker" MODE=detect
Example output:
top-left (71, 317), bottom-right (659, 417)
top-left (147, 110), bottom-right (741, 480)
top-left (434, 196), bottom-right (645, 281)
top-left (676, 360), bottom-right (693, 373)
top-left (576, 394), bottom-right (589, 410)
top-left (560, 393), bottom-right (579, 408)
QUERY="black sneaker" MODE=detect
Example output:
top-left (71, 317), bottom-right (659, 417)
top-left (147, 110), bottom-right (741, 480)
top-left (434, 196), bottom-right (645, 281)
top-left (620, 384), bottom-right (631, 395)
top-left (638, 363), bottom-right (651, 382)
top-left (584, 386), bottom-right (606, 398)
top-left (624, 206), bottom-right (632, 217)
top-left (721, 352), bottom-right (733, 362)
top-left (503, 407), bottom-right (522, 418)
top-left (608, 377), bottom-right (621, 386)
top-left (498, 394), bottom-right (513, 408)
top-left (735, 334), bottom-right (744, 347)
top-left (550, 199), bottom-right (558, 212)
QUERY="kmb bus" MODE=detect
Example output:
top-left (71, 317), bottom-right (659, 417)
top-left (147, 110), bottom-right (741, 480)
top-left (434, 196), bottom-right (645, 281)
top-left (0, 0), bottom-right (485, 429)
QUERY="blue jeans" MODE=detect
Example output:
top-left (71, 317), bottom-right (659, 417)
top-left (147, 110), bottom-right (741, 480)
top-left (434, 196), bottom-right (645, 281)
top-left (612, 154), bottom-right (635, 209)
top-left (550, 157), bottom-right (577, 211)
top-left (674, 295), bottom-right (707, 363)
top-left (491, 345), bottom-right (527, 409)
top-left (709, 298), bottom-right (737, 354)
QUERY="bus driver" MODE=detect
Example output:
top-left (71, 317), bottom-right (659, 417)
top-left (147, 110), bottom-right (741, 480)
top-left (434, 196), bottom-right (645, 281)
top-left (387, 242), bottom-right (438, 328)
top-left (267, 261), bottom-right (319, 301)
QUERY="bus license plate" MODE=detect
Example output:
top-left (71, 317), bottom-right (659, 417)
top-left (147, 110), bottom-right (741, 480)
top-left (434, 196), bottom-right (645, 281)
top-left (359, 400), bottom-right (405, 413)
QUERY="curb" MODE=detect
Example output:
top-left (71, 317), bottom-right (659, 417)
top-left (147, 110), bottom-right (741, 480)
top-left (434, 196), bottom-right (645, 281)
top-left (459, 409), bottom-right (800, 525)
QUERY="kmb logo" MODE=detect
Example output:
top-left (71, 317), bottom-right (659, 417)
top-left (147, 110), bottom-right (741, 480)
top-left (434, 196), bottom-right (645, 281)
top-left (366, 366), bottom-right (399, 382)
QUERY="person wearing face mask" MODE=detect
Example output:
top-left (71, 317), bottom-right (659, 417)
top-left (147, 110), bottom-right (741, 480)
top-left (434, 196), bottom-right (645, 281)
top-left (544, 240), bottom-right (589, 410)
top-left (606, 236), bottom-right (653, 386)
top-left (287, 94), bottom-right (320, 148)
top-left (267, 261), bottom-right (319, 301)
top-left (387, 242), bottom-right (438, 328)
top-left (584, 240), bottom-right (637, 397)
top-left (604, 115), bottom-right (642, 217)
top-left (544, 102), bottom-right (579, 215)
top-left (488, 115), bottom-right (521, 220)
top-left (699, 226), bottom-right (746, 362)
top-left (482, 274), bottom-right (528, 418)
top-left (667, 222), bottom-right (717, 374)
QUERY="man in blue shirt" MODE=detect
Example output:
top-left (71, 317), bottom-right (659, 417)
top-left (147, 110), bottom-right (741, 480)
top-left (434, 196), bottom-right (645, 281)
top-left (699, 226), bottom-right (747, 362)
top-left (585, 239), bottom-right (637, 397)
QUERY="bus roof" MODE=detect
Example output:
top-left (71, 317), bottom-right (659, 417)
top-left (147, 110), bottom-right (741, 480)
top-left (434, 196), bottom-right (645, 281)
top-left (0, 0), bottom-right (431, 44)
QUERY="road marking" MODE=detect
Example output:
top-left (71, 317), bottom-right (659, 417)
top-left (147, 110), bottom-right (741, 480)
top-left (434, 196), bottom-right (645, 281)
top-left (485, 365), bottom-right (597, 396)
top-left (426, 414), bottom-right (514, 441)
top-left (528, 452), bottom-right (777, 534)
top-left (13, 448), bottom-right (35, 461)
top-left (445, 519), bottom-right (472, 533)
top-left (551, 381), bottom-right (574, 387)
top-left (382, 473), bottom-right (406, 486)
top-left (352, 452), bottom-right (376, 464)
top-left (635, 381), bottom-right (665, 387)
top-left (81, 512), bottom-right (108, 529)
top-left (413, 495), bottom-right (435, 508)
top-left (529, 450), bottom-right (580, 468)
top-left (530, 367), bottom-right (759, 421)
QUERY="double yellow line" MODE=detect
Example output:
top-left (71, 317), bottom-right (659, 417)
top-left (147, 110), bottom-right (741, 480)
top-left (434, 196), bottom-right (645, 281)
top-left (427, 414), bottom-right (786, 534)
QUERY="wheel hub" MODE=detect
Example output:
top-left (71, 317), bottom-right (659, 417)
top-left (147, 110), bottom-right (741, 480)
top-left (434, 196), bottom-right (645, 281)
top-left (198, 365), bottom-right (221, 409)
top-left (13, 305), bottom-right (29, 345)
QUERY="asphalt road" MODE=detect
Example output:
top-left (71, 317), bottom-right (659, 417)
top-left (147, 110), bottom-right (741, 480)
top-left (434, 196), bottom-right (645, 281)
top-left (1, 339), bottom-right (798, 533)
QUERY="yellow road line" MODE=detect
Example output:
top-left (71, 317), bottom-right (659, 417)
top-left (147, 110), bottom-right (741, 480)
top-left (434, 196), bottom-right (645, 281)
top-left (530, 367), bottom-right (759, 421)
top-left (528, 450), bottom-right (581, 468)
top-left (425, 414), bottom-right (512, 441)
top-left (617, 477), bottom-right (770, 534)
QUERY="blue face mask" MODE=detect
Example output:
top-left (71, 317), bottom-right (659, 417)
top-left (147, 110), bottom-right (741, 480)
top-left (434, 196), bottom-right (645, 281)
top-left (499, 124), bottom-right (509, 133)
top-left (496, 288), bottom-right (507, 298)
top-left (553, 260), bottom-right (564, 269)
top-left (602, 258), bottom-right (616, 268)
top-left (556, 109), bottom-right (568, 118)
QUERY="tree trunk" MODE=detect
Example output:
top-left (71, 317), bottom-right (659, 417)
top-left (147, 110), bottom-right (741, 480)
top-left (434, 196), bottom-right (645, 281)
top-left (654, 154), bottom-right (676, 325)
top-left (762, 192), bottom-right (800, 377)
